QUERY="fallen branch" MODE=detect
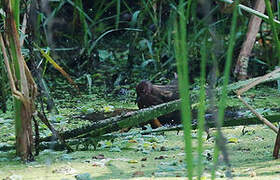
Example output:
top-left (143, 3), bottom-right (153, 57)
top-left (237, 95), bottom-right (278, 133)
top-left (40, 99), bottom-right (181, 142)
top-left (224, 71), bottom-right (280, 92)
top-left (9, 113), bottom-right (277, 151)
top-left (37, 112), bottom-right (73, 152)
top-left (236, 68), bottom-right (280, 133)
top-left (1, 113), bottom-right (279, 151)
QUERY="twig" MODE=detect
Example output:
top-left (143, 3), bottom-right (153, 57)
top-left (236, 68), bottom-right (280, 133)
top-left (237, 95), bottom-right (278, 133)
top-left (37, 111), bottom-right (73, 152)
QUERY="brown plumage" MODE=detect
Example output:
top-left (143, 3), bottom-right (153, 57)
top-left (136, 79), bottom-right (180, 127)
top-left (136, 80), bottom-right (178, 108)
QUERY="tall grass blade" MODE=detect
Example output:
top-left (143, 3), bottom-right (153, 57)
top-left (44, 0), bottom-right (66, 27)
top-left (186, 0), bottom-right (192, 24)
top-left (116, 0), bottom-right (120, 29)
top-left (73, 0), bottom-right (89, 49)
top-left (66, 0), bottom-right (94, 24)
top-left (11, 0), bottom-right (20, 29)
top-left (277, 0), bottom-right (280, 20)
top-left (140, 0), bottom-right (157, 24)
top-left (88, 28), bottom-right (142, 54)
top-left (197, 37), bottom-right (207, 180)
top-left (264, 0), bottom-right (280, 65)
top-left (211, 1), bottom-right (239, 179)
top-left (174, 0), bottom-right (193, 178)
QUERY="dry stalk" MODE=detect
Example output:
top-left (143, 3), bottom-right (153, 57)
top-left (236, 68), bottom-right (280, 133)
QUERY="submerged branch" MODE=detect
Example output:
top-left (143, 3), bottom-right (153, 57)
top-left (40, 99), bottom-right (181, 142)
top-left (1, 113), bottom-right (276, 152)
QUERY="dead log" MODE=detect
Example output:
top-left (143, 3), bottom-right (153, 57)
top-left (40, 99), bottom-right (181, 142)
top-left (28, 113), bottom-right (280, 150)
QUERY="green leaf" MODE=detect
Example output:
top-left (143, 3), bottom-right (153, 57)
top-left (130, 10), bottom-right (141, 27)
